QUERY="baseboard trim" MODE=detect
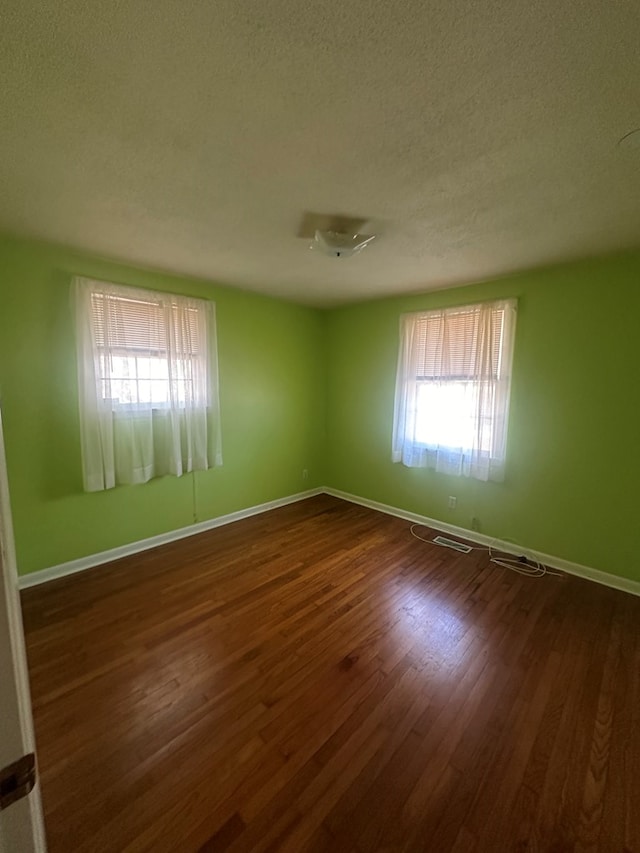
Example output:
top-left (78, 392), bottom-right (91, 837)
top-left (324, 488), bottom-right (640, 598)
top-left (18, 488), bottom-right (324, 589)
top-left (19, 486), bottom-right (640, 599)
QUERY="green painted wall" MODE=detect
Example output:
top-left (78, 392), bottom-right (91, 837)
top-left (0, 235), bottom-right (325, 575)
top-left (2, 233), bottom-right (638, 584)
top-left (325, 253), bottom-right (640, 583)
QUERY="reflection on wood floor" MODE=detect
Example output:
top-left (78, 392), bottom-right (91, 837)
top-left (21, 495), bottom-right (640, 852)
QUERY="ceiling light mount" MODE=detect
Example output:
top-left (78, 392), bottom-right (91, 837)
top-left (311, 229), bottom-right (376, 259)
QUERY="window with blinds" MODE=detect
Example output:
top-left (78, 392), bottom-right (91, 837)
top-left (413, 305), bottom-right (506, 381)
top-left (88, 286), bottom-right (210, 410)
top-left (90, 292), bottom-right (203, 355)
top-left (392, 298), bottom-right (517, 482)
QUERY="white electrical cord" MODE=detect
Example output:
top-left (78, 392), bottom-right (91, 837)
top-left (410, 524), bottom-right (562, 579)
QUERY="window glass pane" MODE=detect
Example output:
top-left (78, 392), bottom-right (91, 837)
top-left (147, 357), bottom-right (169, 381)
top-left (415, 381), bottom-right (493, 453)
top-left (97, 351), bottom-right (199, 408)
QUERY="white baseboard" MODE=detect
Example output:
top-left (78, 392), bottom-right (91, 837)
top-left (19, 486), bottom-right (640, 599)
top-left (18, 488), bottom-right (323, 589)
top-left (325, 487), bottom-right (640, 598)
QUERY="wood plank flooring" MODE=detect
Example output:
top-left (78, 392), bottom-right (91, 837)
top-left (21, 495), bottom-right (640, 852)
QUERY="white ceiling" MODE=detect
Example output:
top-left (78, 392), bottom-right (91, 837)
top-left (1, 0), bottom-right (639, 305)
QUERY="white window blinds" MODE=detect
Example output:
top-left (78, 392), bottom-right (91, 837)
top-left (413, 305), bottom-right (506, 380)
top-left (90, 291), bottom-right (204, 352)
top-left (392, 299), bottom-right (517, 482)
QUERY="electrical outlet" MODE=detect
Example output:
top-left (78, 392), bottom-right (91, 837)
top-left (471, 516), bottom-right (481, 531)
top-left (302, 469), bottom-right (308, 480)
top-left (448, 496), bottom-right (457, 509)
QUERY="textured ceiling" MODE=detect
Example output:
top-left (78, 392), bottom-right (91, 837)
top-left (1, 0), bottom-right (639, 305)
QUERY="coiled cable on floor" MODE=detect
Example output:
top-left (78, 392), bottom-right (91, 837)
top-left (410, 524), bottom-right (562, 578)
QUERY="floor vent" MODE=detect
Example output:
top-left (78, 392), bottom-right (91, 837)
top-left (432, 535), bottom-right (473, 554)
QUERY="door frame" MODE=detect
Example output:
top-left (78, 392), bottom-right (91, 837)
top-left (0, 407), bottom-right (47, 852)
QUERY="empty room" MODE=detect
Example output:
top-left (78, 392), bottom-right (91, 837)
top-left (0, 1), bottom-right (639, 851)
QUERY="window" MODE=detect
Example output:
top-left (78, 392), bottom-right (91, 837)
top-left (88, 288), bottom-right (207, 411)
top-left (74, 277), bottom-right (222, 491)
top-left (391, 298), bottom-right (517, 482)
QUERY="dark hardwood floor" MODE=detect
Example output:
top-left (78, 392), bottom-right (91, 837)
top-left (21, 495), bottom-right (640, 852)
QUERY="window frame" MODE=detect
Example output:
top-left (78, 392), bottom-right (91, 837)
top-left (85, 281), bottom-right (213, 414)
top-left (392, 298), bottom-right (517, 481)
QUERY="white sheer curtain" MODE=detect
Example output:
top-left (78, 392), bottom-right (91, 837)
top-left (74, 277), bottom-right (222, 492)
top-left (392, 298), bottom-right (517, 482)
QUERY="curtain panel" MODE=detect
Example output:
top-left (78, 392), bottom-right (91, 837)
top-left (74, 277), bottom-right (222, 491)
top-left (392, 298), bottom-right (517, 482)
